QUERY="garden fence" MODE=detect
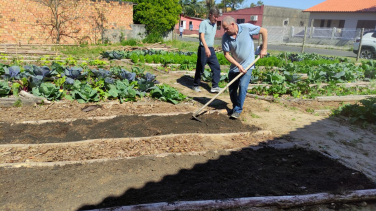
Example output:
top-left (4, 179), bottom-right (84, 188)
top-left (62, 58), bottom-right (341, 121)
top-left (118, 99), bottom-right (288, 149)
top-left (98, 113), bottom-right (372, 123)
top-left (263, 26), bottom-right (375, 47)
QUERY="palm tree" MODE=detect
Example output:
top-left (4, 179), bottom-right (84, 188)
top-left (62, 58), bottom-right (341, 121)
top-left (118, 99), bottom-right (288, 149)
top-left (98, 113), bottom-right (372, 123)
top-left (206, 0), bottom-right (215, 12)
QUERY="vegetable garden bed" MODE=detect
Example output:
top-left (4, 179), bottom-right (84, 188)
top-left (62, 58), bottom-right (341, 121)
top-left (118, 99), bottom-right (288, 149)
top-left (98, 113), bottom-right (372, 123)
top-left (2, 51), bottom-right (376, 210)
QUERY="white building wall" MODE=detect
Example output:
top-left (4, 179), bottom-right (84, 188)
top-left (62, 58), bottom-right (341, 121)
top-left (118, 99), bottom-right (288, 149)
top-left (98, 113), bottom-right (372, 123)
top-left (309, 13), bottom-right (376, 28)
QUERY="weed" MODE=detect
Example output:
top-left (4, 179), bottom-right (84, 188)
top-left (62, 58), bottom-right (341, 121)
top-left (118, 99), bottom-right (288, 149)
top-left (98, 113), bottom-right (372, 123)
top-left (251, 113), bottom-right (260, 118)
top-left (290, 106), bottom-right (298, 111)
top-left (13, 99), bottom-right (22, 107)
top-left (306, 108), bottom-right (314, 113)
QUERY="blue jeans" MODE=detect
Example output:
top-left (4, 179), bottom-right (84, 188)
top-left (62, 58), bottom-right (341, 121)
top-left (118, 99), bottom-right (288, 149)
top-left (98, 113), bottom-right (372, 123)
top-left (228, 69), bottom-right (252, 113)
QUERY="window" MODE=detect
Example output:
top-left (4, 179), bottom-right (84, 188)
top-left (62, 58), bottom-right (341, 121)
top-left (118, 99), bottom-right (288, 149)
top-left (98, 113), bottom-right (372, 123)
top-left (217, 21), bottom-right (221, 30)
top-left (189, 21), bottom-right (193, 30)
top-left (339, 20), bottom-right (345, 28)
top-left (320, 20), bottom-right (325, 27)
top-left (326, 20), bottom-right (332, 28)
top-left (356, 20), bottom-right (376, 29)
top-left (300, 21), bottom-right (304, 27)
top-left (284, 20), bottom-right (289, 26)
top-left (236, 19), bottom-right (245, 24)
top-left (372, 32), bottom-right (376, 38)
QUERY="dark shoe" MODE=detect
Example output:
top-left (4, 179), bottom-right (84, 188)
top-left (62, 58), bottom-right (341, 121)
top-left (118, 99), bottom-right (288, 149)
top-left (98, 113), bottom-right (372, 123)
top-left (230, 112), bottom-right (241, 119)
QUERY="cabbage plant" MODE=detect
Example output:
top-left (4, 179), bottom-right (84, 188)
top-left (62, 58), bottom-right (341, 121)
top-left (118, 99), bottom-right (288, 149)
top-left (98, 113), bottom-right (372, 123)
top-left (32, 82), bottom-right (62, 101)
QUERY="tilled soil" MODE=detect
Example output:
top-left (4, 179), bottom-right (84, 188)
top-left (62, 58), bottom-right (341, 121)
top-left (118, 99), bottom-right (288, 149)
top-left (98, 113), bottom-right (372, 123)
top-left (0, 132), bottom-right (273, 164)
top-left (1, 148), bottom-right (375, 211)
top-left (0, 113), bottom-right (259, 144)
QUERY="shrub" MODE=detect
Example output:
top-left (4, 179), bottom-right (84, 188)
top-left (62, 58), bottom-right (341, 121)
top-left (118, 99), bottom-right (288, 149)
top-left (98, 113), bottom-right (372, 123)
top-left (142, 32), bottom-right (163, 43)
top-left (121, 38), bottom-right (138, 46)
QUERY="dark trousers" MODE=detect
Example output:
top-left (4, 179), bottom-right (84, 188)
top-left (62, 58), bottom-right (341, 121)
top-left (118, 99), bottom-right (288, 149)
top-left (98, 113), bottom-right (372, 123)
top-left (193, 46), bottom-right (221, 88)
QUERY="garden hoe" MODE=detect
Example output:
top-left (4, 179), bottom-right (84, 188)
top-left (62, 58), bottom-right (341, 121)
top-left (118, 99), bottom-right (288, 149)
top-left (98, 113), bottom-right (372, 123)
top-left (191, 56), bottom-right (261, 122)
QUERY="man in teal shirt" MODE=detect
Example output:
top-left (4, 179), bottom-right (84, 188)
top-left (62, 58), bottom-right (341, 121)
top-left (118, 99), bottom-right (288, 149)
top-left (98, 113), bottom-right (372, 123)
top-left (193, 8), bottom-right (221, 93)
top-left (222, 16), bottom-right (268, 119)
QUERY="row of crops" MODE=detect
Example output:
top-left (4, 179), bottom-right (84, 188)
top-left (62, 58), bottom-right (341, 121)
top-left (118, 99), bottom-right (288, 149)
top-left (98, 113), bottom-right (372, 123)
top-left (1, 50), bottom-right (376, 102)
top-left (101, 50), bottom-right (352, 70)
top-left (0, 62), bottom-right (187, 104)
top-left (248, 55), bottom-right (376, 99)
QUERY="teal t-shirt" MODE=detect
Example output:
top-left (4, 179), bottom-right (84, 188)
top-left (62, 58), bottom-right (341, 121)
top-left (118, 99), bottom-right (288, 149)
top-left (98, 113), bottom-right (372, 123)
top-left (199, 19), bottom-right (217, 47)
top-left (222, 23), bottom-right (260, 72)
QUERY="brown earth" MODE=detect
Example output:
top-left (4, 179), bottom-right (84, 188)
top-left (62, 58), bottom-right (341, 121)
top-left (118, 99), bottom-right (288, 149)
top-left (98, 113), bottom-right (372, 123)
top-left (1, 63), bottom-right (376, 210)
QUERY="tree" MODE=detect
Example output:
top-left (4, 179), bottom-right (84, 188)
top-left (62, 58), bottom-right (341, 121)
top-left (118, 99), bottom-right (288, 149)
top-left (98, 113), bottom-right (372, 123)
top-left (33, 0), bottom-right (83, 44)
top-left (205, 0), bottom-right (215, 12)
top-left (91, 6), bottom-right (109, 44)
top-left (220, 0), bottom-right (244, 11)
top-left (250, 1), bottom-right (263, 8)
top-left (180, 0), bottom-right (206, 18)
top-left (133, 0), bottom-right (181, 35)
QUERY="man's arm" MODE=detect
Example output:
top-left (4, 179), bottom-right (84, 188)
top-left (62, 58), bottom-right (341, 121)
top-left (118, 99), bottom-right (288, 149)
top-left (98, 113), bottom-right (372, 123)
top-left (224, 51), bottom-right (246, 73)
top-left (259, 27), bottom-right (268, 58)
top-left (199, 33), bottom-right (211, 57)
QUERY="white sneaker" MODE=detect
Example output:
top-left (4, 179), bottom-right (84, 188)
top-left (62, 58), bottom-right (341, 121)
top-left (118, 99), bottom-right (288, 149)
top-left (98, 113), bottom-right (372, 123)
top-left (210, 87), bottom-right (222, 93)
top-left (192, 86), bottom-right (201, 92)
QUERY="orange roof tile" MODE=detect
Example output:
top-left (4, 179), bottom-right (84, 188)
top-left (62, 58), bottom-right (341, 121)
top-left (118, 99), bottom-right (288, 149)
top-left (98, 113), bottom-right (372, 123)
top-left (304, 0), bottom-right (376, 12)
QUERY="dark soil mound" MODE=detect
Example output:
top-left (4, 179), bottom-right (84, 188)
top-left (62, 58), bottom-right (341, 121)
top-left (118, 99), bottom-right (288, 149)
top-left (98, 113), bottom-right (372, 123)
top-left (0, 113), bottom-right (259, 144)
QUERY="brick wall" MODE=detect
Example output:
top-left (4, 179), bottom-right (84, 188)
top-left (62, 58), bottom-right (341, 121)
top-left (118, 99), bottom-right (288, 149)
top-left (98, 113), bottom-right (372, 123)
top-left (0, 0), bottom-right (133, 44)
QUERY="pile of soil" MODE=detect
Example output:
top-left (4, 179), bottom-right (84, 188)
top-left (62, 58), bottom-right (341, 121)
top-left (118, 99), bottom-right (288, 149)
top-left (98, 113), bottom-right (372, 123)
top-left (0, 113), bottom-right (260, 144)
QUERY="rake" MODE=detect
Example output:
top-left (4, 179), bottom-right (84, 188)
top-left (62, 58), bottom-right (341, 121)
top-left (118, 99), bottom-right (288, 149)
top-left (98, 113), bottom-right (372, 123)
top-left (191, 56), bottom-right (260, 122)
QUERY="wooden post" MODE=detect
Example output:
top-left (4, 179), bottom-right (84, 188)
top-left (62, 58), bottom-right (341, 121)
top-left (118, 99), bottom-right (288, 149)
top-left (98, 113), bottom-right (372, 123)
top-left (356, 28), bottom-right (364, 61)
top-left (301, 26), bottom-right (307, 53)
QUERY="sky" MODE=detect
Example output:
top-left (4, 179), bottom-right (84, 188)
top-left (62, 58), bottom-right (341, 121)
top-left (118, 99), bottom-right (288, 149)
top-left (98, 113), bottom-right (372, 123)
top-left (216, 0), bottom-right (327, 10)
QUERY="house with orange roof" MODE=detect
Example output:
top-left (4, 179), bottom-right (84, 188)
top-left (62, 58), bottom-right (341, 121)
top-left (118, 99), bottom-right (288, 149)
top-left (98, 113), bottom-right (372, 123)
top-left (304, 0), bottom-right (376, 29)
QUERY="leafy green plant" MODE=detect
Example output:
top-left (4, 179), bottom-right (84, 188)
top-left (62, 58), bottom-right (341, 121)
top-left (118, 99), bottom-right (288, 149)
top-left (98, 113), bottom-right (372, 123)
top-left (142, 32), bottom-right (163, 43)
top-left (32, 82), bottom-right (63, 101)
top-left (332, 97), bottom-right (376, 125)
top-left (107, 79), bottom-right (138, 103)
top-left (88, 59), bottom-right (108, 66)
top-left (121, 38), bottom-right (138, 46)
top-left (150, 84), bottom-right (187, 104)
top-left (0, 81), bottom-right (11, 96)
top-left (65, 80), bottom-right (99, 103)
top-left (265, 71), bottom-right (285, 84)
top-left (11, 82), bottom-right (21, 96)
top-left (130, 54), bottom-right (138, 63)
top-left (65, 56), bottom-right (78, 66)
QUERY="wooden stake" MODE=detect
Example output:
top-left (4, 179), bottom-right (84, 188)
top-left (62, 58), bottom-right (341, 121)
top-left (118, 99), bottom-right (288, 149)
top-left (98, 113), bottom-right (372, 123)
top-left (356, 28), bottom-right (364, 61)
top-left (301, 26), bottom-right (307, 53)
